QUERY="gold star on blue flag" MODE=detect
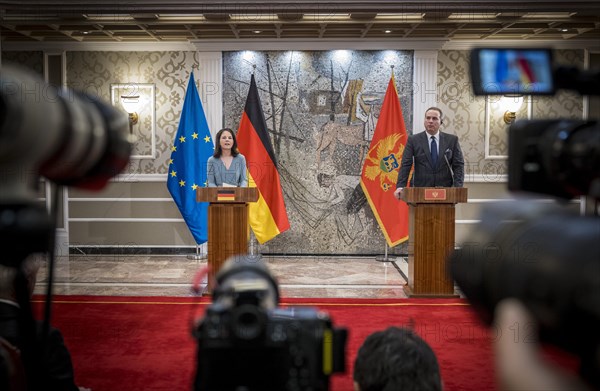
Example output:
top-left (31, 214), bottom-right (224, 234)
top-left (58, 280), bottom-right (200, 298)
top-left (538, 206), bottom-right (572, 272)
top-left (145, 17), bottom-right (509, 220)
top-left (167, 72), bottom-right (214, 244)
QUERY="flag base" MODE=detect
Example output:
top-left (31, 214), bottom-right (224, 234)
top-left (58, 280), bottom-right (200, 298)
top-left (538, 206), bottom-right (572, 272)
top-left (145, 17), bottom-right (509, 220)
top-left (187, 244), bottom-right (207, 261)
top-left (187, 254), bottom-right (207, 261)
top-left (375, 254), bottom-right (394, 262)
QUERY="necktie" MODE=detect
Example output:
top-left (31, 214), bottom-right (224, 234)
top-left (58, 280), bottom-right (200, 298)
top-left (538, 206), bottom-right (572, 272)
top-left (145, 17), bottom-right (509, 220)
top-left (430, 136), bottom-right (438, 167)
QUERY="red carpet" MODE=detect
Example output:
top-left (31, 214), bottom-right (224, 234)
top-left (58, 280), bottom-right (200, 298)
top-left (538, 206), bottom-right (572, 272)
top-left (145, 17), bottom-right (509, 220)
top-left (32, 296), bottom-right (496, 391)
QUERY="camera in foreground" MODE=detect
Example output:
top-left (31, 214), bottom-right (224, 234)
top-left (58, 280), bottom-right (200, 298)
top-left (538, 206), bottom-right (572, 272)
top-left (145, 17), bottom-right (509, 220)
top-left (194, 256), bottom-right (347, 391)
top-left (450, 201), bottom-right (600, 387)
top-left (471, 47), bottom-right (599, 200)
top-left (453, 47), bottom-right (600, 388)
top-left (1, 64), bottom-right (132, 390)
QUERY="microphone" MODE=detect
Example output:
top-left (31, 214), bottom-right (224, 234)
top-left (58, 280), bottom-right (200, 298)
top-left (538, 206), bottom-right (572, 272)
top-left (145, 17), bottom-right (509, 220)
top-left (444, 148), bottom-right (455, 187)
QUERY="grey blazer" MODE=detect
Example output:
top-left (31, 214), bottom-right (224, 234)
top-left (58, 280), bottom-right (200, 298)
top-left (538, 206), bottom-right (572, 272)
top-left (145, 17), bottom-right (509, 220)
top-left (207, 154), bottom-right (248, 187)
top-left (396, 131), bottom-right (465, 188)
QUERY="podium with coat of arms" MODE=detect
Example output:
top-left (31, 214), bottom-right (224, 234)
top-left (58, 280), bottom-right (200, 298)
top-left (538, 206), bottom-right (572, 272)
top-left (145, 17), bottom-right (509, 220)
top-left (400, 187), bottom-right (468, 297)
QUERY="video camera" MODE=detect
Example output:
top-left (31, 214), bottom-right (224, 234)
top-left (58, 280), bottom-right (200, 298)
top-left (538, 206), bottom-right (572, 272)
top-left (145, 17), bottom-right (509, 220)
top-left (450, 48), bottom-right (600, 388)
top-left (0, 64), bottom-right (132, 390)
top-left (470, 48), bottom-right (600, 199)
top-left (194, 256), bottom-right (347, 391)
top-left (1, 64), bottom-right (132, 266)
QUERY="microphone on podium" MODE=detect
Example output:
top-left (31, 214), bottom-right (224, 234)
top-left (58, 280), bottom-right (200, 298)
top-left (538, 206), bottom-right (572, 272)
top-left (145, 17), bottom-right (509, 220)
top-left (444, 148), bottom-right (455, 187)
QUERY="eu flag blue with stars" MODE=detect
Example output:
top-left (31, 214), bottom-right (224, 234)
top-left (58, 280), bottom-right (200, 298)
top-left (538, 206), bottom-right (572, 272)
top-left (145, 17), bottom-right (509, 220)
top-left (167, 72), bottom-right (214, 244)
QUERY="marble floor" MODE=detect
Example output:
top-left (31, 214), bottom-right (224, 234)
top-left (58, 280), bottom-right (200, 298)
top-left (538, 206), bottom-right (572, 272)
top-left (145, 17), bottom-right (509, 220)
top-left (34, 254), bottom-right (410, 298)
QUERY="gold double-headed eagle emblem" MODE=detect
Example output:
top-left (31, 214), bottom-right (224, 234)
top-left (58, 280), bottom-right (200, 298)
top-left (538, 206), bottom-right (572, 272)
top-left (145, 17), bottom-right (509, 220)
top-left (362, 134), bottom-right (404, 191)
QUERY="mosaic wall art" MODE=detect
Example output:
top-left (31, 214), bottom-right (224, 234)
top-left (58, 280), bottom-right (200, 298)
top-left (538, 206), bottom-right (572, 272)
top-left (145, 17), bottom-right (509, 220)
top-left (223, 50), bottom-right (414, 254)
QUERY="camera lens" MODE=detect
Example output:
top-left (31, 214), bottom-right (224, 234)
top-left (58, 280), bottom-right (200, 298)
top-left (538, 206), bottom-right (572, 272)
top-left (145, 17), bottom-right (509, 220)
top-left (508, 119), bottom-right (600, 199)
top-left (231, 304), bottom-right (266, 340)
top-left (0, 65), bottom-right (131, 197)
top-left (542, 120), bottom-right (600, 198)
top-left (38, 91), bottom-right (132, 190)
top-left (450, 201), bottom-right (600, 357)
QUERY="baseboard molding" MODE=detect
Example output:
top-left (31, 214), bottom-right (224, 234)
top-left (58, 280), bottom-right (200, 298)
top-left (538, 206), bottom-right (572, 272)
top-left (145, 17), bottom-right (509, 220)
top-left (68, 246), bottom-right (408, 257)
top-left (69, 246), bottom-right (203, 256)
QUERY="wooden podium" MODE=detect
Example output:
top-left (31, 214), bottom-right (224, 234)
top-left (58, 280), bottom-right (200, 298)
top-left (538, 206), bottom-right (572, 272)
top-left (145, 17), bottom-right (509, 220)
top-left (196, 187), bottom-right (258, 293)
top-left (401, 187), bottom-right (468, 297)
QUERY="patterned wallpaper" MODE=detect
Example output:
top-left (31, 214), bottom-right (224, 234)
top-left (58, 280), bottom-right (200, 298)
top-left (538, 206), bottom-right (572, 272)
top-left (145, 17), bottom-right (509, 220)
top-left (436, 49), bottom-right (584, 179)
top-left (437, 50), bottom-right (504, 177)
top-left (1, 51), bottom-right (43, 75)
top-left (66, 51), bottom-right (201, 175)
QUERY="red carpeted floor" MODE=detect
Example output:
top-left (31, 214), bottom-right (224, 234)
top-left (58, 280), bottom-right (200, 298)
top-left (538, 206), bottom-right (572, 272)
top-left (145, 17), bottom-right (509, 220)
top-left (32, 296), bottom-right (496, 391)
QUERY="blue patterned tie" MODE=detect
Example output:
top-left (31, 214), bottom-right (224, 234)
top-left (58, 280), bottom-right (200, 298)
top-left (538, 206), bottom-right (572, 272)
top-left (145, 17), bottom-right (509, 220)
top-left (430, 136), bottom-right (438, 167)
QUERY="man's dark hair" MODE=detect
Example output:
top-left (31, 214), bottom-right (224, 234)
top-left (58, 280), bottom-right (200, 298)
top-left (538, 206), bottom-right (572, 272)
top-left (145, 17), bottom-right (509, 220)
top-left (353, 326), bottom-right (442, 391)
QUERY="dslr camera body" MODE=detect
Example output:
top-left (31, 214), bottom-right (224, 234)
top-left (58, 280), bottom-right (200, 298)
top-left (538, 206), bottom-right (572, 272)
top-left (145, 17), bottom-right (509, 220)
top-left (451, 48), bottom-right (600, 388)
top-left (194, 256), bottom-right (347, 391)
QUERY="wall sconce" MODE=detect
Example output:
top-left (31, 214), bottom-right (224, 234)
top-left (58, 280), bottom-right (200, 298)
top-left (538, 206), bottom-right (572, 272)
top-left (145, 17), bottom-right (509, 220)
top-left (110, 83), bottom-right (156, 159)
top-left (501, 95), bottom-right (524, 124)
top-left (120, 94), bottom-right (141, 133)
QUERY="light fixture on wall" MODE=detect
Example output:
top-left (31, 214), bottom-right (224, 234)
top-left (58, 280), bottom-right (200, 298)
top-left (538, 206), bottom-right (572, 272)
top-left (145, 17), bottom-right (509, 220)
top-left (111, 83), bottom-right (156, 158)
top-left (501, 94), bottom-right (524, 124)
top-left (120, 94), bottom-right (141, 133)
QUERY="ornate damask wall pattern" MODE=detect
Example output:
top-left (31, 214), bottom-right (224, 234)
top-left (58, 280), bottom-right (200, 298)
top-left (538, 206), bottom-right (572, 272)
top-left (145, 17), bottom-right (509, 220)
top-left (436, 49), bottom-right (585, 180)
top-left (1, 51), bottom-right (43, 75)
top-left (437, 50), bottom-right (505, 179)
top-left (532, 50), bottom-right (584, 119)
top-left (66, 51), bottom-right (201, 175)
top-left (223, 50), bottom-right (414, 254)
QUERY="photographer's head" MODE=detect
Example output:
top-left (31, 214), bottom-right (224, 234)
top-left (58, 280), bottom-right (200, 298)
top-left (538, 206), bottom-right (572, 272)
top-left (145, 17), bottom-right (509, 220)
top-left (353, 326), bottom-right (442, 391)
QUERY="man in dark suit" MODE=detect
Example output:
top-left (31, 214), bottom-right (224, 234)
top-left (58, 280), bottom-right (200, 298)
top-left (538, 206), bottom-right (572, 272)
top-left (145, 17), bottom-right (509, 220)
top-left (394, 107), bottom-right (465, 199)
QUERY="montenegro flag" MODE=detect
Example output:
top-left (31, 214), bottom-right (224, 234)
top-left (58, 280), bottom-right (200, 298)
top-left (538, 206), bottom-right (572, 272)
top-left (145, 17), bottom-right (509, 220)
top-left (360, 76), bottom-right (409, 247)
top-left (236, 75), bottom-right (290, 244)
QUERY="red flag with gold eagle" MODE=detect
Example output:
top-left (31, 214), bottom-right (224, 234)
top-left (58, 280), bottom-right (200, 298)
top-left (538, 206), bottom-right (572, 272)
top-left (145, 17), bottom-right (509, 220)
top-left (359, 76), bottom-right (409, 246)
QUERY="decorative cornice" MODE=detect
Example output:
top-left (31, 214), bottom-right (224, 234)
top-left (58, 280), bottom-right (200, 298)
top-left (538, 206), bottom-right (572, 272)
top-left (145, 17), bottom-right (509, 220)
top-left (4, 38), bottom-right (598, 52)
top-left (192, 38), bottom-right (448, 51)
top-left (0, 41), bottom-right (200, 52)
top-left (1, 39), bottom-right (449, 52)
top-left (442, 39), bottom-right (600, 51)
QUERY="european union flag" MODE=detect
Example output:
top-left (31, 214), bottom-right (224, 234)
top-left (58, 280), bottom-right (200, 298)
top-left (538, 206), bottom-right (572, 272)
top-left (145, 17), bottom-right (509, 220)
top-left (167, 72), bottom-right (214, 244)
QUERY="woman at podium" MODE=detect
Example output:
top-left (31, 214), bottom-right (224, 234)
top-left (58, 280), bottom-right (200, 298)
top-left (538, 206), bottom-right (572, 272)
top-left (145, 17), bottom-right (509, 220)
top-left (207, 128), bottom-right (248, 187)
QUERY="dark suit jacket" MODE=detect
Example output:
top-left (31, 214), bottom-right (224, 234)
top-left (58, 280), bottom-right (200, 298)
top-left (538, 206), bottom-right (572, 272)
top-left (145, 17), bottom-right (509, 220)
top-left (0, 302), bottom-right (79, 391)
top-left (396, 131), bottom-right (465, 188)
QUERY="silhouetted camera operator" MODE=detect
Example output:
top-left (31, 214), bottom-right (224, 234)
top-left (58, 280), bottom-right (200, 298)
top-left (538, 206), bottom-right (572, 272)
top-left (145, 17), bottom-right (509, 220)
top-left (0, 64), bottom-right (132, 390)
top-left (452, 48), bottom-right (599, 390)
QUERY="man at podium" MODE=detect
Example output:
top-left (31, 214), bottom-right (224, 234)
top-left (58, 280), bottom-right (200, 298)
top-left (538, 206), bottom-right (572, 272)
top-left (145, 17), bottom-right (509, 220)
top-left (394, 107), bottom-right (464, 200)
top-left (207, 128), bottom-right (248, 187)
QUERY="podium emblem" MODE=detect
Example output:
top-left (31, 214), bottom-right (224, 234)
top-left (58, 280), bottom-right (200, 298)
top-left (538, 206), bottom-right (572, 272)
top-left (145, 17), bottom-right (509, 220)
top-left (217, 189), bottom-right (236, 201)
top-left (424, 188), bottom-right (447, 200)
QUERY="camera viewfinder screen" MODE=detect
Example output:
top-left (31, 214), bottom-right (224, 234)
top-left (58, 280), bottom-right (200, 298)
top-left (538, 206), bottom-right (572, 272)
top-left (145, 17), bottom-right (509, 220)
top-left (473, 49), bottom-right (555, 95)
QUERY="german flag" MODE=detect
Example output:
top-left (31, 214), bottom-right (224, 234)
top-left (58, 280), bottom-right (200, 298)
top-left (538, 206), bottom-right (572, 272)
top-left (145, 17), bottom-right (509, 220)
top-left (236, 75), bottom-right (290, 243)
top-left (216, 189), bottom-right (236, 202)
